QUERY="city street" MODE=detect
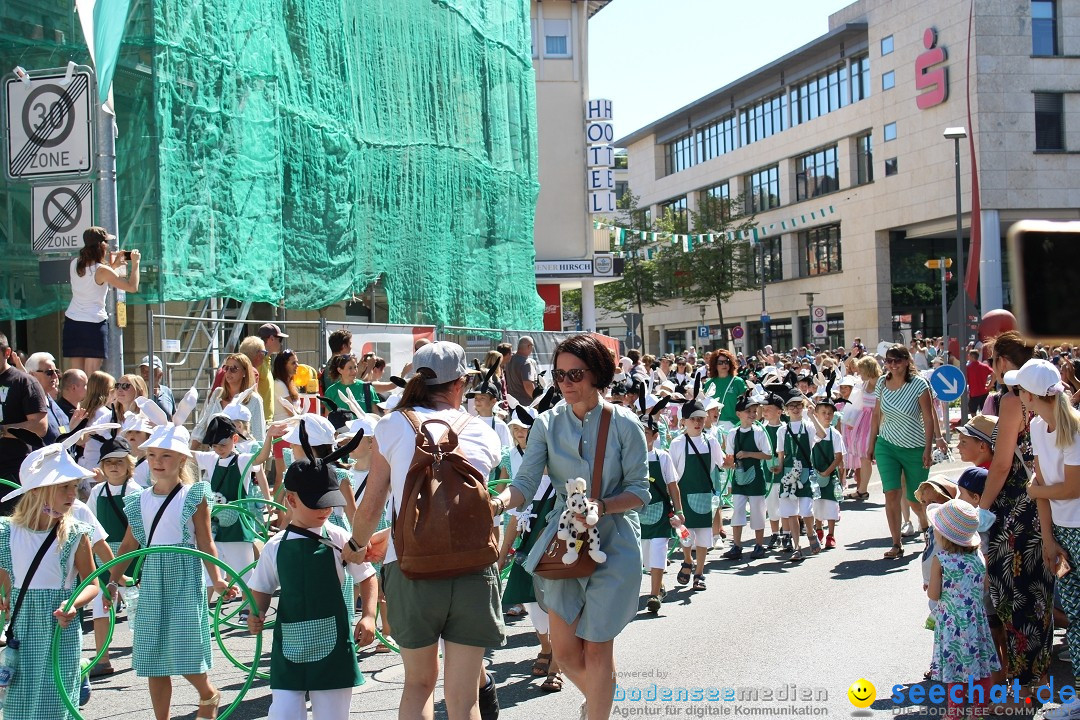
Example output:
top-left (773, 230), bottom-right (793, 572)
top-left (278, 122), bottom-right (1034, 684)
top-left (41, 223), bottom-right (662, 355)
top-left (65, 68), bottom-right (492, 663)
top-left (78, 454), bottom-right (1064, 720)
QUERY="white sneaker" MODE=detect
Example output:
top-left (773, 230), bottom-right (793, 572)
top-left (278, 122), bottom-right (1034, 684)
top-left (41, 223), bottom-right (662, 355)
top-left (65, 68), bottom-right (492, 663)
top-left (1045, 698), bottom-right (1080, 719)
top-left (901, 521), bottom-right (915, 537)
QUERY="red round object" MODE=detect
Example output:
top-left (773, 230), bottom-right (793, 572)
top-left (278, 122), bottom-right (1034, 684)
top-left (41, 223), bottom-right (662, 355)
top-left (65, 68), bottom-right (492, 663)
top-left (979, 309), bottom-right (1017, 341)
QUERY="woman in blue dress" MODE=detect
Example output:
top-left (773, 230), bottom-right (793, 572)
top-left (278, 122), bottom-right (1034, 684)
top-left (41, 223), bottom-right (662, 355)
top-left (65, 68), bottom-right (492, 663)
top-left (494, 334), bottom-right (650, 720)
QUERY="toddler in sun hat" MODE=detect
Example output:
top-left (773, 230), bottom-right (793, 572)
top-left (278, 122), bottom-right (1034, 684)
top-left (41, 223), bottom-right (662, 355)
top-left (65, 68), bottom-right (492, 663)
top-left (925, 499), bottom-right (1000, 712)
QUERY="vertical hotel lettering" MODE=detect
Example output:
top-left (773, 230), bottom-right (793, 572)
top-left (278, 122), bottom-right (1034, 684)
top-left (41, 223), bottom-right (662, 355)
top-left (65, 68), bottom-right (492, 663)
top-left (915, 27), bottom-right (949, 109)
top-left (586, 99), bottom-right (616, 214)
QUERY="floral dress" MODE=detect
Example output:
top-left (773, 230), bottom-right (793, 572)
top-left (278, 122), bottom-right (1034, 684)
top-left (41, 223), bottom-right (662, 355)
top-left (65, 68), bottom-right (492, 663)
top-left (932, 552), bottom-right (1001, 683)
top-left (986, 414), bottom-right (1054, 685)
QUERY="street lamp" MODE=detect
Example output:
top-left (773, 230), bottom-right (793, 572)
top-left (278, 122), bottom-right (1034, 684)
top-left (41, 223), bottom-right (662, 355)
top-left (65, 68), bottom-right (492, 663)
top-left (944, 126), bottom-right (968, 420)
top-left (804, 292), bottom-right (815, 350)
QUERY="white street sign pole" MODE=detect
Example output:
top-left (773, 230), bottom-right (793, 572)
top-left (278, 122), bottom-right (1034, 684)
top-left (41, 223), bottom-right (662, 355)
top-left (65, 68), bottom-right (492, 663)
top-left (96, 102), bottom-right (123, 377)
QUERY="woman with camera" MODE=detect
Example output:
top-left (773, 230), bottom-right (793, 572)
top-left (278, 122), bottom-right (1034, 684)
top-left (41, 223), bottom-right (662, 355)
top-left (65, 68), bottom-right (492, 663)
top-left (63, 226), bottom-right (141, 374)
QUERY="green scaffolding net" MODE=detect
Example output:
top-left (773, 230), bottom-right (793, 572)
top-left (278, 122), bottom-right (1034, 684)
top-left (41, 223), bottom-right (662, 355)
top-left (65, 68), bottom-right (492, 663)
top-left (0, 0), bottom-right (543, 329)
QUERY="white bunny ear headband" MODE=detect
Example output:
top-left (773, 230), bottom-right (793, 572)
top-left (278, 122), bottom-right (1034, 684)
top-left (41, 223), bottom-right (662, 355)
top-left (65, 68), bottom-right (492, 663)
top-left (11, 422), bottom-right (122, 502)
top-left (339, 386), bottom-right (365, 419)
top-left (172, 386), bottom-right (199, 425)
top-left (278, 396), bottom-right (302, 418)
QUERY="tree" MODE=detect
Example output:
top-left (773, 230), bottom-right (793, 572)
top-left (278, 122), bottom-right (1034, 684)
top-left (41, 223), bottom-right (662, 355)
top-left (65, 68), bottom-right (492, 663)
top-left (661, 192), bottom-right (758, 348)
top-left (593, 189), bottom-right (664, 318)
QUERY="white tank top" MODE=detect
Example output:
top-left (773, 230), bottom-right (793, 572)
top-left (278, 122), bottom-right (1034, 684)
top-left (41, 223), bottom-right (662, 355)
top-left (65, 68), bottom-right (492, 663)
top-left (66, 258), bottom-right (109, 322)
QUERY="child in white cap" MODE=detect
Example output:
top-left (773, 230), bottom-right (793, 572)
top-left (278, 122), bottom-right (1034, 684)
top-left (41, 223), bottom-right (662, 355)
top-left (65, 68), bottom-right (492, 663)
top-left (926, 499), bottom-right (999, 716)
top-left (108, 421), bottom-right (234, 720)
top-left (0, 426), bottom-right (105, 719)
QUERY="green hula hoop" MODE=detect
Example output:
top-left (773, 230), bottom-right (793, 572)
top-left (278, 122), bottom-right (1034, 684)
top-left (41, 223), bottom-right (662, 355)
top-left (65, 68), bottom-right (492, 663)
top-left (212, 560), bottom-right (275, 632)
top-left (373, 604), bottom-right (399, 654)
top-left (211, 586), bottom-right (270, 682)
top-left (210, 504), bottom-right (265, 542)
top-left (51, 546), bottom-right (264, 720)
top-left (0, 478), bottom-right (20, 491)
top-left (224, 497), bottom-right (289, 540)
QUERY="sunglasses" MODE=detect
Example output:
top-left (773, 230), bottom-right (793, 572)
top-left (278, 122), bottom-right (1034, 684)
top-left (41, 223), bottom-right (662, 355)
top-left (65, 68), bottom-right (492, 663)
top-left (553, 368), bottom-right (588, 384)
top-left (223, 365), bottom-right (243, 373)
top-left (884, 357), bottom-right (905, 365)
top-left (35, 369), bottom-right (59, 377)
top-left (115, 382), bottom-right (134, 390)
top-left (715, 359), bottom-right (730, 365)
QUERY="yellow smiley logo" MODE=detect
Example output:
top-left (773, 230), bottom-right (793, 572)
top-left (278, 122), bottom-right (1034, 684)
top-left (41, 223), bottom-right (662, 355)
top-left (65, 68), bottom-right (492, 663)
top-left (847, 678), bottom-right (876, 709)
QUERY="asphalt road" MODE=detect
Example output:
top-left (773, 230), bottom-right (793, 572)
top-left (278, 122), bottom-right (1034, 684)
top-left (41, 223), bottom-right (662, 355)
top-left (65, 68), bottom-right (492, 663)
top-left (76, 455), bottom-right (1069, 719)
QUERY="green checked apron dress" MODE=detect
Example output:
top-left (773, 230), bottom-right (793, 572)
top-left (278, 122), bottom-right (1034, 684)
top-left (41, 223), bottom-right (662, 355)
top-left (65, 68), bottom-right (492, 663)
top-left (783, 424), bottom-right (814, 499)
top-left (271, 528), bottom-right (363, 692)
top-left (0, 520), bottom-right (91, 720)
top-left (95, 481), bottom-right (135, 585)
top-left (639, 457), bottom-right (674, 541)
top-left (210, 455), bottom-right (256, 543)
top-left (678, 437), bottom-right (713, 529)
top-left (502, 479), bottom-right (557, 606)
top-left (124, 481), bottom-right (214, 677)
top-left (732, 429), bottom-right (767, 497)
top-left (328, 468), bottom-right (353, 533)
top-left (811, 432), bottom-right (842, 502)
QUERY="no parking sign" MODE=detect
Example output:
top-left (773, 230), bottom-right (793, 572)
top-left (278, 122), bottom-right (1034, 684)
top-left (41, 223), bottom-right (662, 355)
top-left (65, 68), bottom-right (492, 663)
top-left (31, 183), bottom-right (93, 253)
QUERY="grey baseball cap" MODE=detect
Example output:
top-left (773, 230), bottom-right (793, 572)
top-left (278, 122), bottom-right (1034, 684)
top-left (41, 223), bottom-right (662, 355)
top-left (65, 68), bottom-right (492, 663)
top-left (412, 341), bottom-right (477, 385)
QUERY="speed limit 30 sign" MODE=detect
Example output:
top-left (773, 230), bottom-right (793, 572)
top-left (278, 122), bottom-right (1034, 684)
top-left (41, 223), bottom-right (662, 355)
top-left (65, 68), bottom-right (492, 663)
top-left (4, 67), bottom-right (95, 180)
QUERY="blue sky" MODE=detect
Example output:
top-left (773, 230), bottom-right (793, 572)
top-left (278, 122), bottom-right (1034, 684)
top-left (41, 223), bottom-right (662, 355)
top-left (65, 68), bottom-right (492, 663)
top-left (589, 0), bottom-right (857, 140)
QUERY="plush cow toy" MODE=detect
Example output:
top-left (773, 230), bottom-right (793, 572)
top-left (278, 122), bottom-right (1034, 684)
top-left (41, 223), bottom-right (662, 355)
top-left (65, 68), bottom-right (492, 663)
top-left (556, 477), bottom-right (608, 565)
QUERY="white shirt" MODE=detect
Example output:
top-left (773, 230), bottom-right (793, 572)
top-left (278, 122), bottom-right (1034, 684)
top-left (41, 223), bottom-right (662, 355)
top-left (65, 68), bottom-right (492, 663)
top-left (647, 448), bottom-right (679, 486)
top-left (1030, 415), bottom-right (1080, 527)
top-left (668, 433), bottom-right (725, 476)
top-left (77, 406), bottom-right (114, 473)
top-left (8, 516), bottom-right (97, 590)
top-left (723, 425), bottom-right (772, 456)
top-left (374, 408), bottom-right (501, 564)
top-left (133, 459), bottom-right (151, 488)
top-left (66, 259), bottom-right (109, 322)
top-left (72, 499), bottom-right (108, 546)
top-left (476, 415), bottom-right (512, 449)
top-left (249, 522), bottom-right (375, 592)
top-left (135, 483), bottom-right (204, 546)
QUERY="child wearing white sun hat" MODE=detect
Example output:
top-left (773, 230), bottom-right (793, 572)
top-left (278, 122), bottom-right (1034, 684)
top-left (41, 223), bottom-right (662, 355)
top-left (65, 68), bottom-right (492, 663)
top-left (108, 414), bottom-right (235, 720)
top-left (0, 425), bottom-right (108, 719)
top-left (926, 499), bottom-right (999, 716)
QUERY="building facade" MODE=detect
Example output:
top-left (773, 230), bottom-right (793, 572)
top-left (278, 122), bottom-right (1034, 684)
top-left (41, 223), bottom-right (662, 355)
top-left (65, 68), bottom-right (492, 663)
top-left (617, 0), bottom-right (1080, 356)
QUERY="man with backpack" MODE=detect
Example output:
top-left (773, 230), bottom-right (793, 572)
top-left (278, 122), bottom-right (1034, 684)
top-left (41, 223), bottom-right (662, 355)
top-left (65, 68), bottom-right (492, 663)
top-left (344, 341), bottom-right (505, 720)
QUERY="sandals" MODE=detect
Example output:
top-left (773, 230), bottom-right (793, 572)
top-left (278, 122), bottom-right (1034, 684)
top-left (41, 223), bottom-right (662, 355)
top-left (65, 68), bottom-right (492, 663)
top-left (676, 562), bottom-right (693, 586)
top-left (505, 604), bottom-right (527, 617)
top-left (375, 636), bottom-right (396, 653)
top-left (540, 672), bottom-right (564, 693)
top-left (845, 491), bottom-right (869, 501)
top-left (883, 544), bottom-right (905, 559)
top-left (531, 651), bottom-right (552, 677)
top-left (89, 663), bottom-right (116, 678)
top-left (692, 574), bottom-right (706, 591)
top-left (789, 549), bottom-right (805, 562)
top-left (197, 690), bottom-right (221, 719)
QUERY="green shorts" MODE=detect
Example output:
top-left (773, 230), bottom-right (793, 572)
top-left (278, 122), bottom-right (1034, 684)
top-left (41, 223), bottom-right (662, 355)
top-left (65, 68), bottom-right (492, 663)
top-left (875, 437), bottom-right (928, 503)
top-left (382, 562), bottom-right (506, 650)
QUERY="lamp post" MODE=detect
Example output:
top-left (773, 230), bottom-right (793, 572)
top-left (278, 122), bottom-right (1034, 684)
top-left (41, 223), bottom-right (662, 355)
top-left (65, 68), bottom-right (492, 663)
top-left (804, 292), bottom-right (815, 351)
top-left (944, 126), bottom-right (968, 421)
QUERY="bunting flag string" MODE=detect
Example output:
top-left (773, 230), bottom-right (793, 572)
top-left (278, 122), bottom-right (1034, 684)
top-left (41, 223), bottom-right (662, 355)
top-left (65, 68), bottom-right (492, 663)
top-left (593, 205), bottom-right (836, 258)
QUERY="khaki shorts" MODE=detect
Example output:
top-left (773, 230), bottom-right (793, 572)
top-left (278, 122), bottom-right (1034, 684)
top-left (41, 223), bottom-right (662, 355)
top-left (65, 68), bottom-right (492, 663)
top-left (381, 562), bottom-right (506, 650)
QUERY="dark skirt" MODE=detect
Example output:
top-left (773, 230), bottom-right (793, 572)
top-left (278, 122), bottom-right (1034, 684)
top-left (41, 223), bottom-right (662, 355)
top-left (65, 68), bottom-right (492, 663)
top-left (987, 452), bottom-right (1055, 685)
top-left (62, 317), bottom-right (107, 359)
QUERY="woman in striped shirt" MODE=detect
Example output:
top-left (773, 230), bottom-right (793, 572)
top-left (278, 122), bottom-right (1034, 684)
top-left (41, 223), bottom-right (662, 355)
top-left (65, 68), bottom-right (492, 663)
top-left (869, 344), bottom-right (947, 559)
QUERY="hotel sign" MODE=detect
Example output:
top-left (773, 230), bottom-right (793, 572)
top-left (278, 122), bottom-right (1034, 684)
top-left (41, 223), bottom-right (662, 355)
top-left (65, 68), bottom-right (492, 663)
top-left (586, 99), bottom-right (615, 214)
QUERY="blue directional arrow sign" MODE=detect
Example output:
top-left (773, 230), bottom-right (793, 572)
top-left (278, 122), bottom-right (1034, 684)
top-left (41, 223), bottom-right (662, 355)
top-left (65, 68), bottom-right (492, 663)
top-left (930, 364), bottom-right (967, 402)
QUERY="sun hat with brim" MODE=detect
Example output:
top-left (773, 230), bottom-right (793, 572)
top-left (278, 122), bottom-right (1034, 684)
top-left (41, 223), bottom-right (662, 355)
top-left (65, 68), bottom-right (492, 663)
top-left (99, 436), bottom-right (132, 462)
top-left (281, 414), bottom-right (337, 447)
top-left (956, 415), bottom-right (998, 446)
top-left (839, 376), bottom-right (859, 388)
top-left (221, 402), bottom-right (252, 424)
top-left (927, 499), bottom-right (981, 547)
top-left (915, 476), bottom-right (958, 504)
top-left (336, 413), bottom-right (380, 441)
top-left (412, 341), bottom-right (477, 386)
top-left (507, 406), bottom-right (536, 429)
top-left (7, 423), bottom-right (120, 503)
top-left (140, 424), bottom-right (193, 457)
top-left (1003, 358), bottom-right (1066, 397)
top-left (120, 411), bottom-right (156, 436)
top-left (378, 393), bottom-right (402, 412)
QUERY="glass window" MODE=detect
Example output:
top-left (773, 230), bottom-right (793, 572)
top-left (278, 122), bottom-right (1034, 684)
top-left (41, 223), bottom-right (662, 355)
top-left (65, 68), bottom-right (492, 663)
top-left (740, 94), bottom-right (786, 146)
top-left (884, 122), bottom-right (897, 141)
top-left (659, 196), bottom-right (689, 234)
top-left (881, 35), bottom-right (894, 55)
top-left (754, 236), bottom-right (783, 283)
top-left (700, 183), bottom-right (731, 226)
top-left (850, 54), bottom-right (871, 102)
top-left (795, 145), bottom-right (839, 201)
top-left (544, 19), bottom-right (571, 57)
top-left (790, 62), bottom-right (854, 126)
top-left (695, 114), bottom-right (739, 164)
top-left (882, 70), bottom-right (895, 91)
top-left (1035, 92), bottom-right (1064, 150)
top-left (798, 224), bottom-right (842, 277)
top-left (856, 133), bottom-right (873, 185)
top-left (743, 165), bottom-right (781, 214)
top-left (884, 157), bottom-right (899, 176)
top-left (615, 181), bottom-right (628, 202)
top-left (1032, 0), bottom-right (1058, 56)
top-left (664, 134), bottom-right (694, 175)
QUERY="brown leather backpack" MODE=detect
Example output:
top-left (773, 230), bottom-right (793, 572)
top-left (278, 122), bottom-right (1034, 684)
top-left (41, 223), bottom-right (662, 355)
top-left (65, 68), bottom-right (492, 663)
top-left (392, 410), bottom-right (499, 579)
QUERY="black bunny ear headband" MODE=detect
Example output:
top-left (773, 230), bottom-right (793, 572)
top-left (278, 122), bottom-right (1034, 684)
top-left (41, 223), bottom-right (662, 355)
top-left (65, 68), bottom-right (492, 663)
top-left (297, 417), bottom-right (363, 469)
